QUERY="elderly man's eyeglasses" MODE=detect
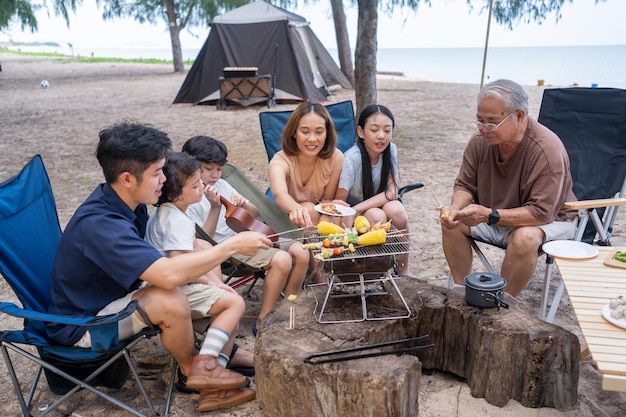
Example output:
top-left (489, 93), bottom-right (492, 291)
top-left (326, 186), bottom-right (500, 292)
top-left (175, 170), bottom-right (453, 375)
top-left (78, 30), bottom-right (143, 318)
top-left (471, 113), bottom-right (514, 132)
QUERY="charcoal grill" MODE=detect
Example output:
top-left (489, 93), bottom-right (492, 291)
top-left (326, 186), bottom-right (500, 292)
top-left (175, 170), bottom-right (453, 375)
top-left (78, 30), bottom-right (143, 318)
top-left (306, 227), bottom-right (418, 323)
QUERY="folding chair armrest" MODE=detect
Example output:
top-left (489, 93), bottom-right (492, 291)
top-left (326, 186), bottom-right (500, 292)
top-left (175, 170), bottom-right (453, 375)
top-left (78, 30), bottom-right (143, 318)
top-left (564, 197), bottom-right (626, 210)
top-left (398, 182), bottom-right (424, 202)
top-left (196, 224), bottom-right (219, 245)
top-left (0, 300), bottom-right (139, 327)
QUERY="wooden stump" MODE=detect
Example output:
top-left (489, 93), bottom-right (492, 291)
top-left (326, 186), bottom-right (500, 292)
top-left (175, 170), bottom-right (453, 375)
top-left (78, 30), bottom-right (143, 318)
top-left (255, 278), bottom-right (579, 417)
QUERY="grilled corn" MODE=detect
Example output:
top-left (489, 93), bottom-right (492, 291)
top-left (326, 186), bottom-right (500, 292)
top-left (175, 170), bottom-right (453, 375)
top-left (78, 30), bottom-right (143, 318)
top-left (317, 221), bottom-right (345, 235)
top-left (355, 228), bottom-right (387, 246)
top-left (354, 215), bottom-right (371, 234)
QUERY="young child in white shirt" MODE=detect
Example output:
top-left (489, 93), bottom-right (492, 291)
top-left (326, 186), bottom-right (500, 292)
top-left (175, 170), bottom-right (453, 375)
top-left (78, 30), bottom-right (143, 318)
top-left (145, 151), bottom-right (256, 411)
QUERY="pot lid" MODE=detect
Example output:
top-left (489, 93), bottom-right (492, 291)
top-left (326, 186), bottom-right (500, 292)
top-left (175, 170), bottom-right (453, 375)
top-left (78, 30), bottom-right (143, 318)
top-left (464, 272), bottom-right (506, 290)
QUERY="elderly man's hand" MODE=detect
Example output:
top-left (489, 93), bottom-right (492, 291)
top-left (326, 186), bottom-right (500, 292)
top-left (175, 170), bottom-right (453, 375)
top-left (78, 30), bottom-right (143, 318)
top-left (440, 206), bottom-right (459, 229)
top-left (454, 204), bottom-right (489, 227)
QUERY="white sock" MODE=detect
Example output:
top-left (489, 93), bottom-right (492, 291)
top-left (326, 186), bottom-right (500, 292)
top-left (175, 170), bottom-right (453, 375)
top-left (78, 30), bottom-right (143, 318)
top-left (452, 283), bottom-right (465, 289)
top-left (200, 327), bottom-right (230, 359)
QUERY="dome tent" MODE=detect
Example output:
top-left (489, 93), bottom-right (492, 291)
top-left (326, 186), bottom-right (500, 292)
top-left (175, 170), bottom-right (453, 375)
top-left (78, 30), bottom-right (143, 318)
top-left (172, 1), bottom-right (352, 105)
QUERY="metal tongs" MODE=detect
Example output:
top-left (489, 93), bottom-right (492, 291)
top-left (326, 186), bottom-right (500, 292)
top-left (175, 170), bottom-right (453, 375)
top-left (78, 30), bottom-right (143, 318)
top-left (303, 335), bottom-right (434, 364)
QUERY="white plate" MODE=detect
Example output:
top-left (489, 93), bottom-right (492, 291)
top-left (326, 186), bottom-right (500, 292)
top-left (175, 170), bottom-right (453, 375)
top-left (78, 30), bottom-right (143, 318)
top-left (601, 303), bottom-right (626, 329)
top-left (314, 203), bottom-right (356, 217)
top-left (542, 240), bottom-right (599, 259)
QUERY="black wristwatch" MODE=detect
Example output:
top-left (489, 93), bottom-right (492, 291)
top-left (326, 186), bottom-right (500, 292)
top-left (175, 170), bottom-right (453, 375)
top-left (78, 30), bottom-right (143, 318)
top-left (487, 208), bottom-right (500, 225)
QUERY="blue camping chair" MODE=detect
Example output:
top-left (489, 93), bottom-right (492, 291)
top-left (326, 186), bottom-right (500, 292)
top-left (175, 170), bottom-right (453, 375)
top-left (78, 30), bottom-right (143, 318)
top-left (0, 155), bottom-right (175, 417)
top-left (260, 100), bottom-right (358, 160)
top-left (259, 100), bottom-right (424, 202)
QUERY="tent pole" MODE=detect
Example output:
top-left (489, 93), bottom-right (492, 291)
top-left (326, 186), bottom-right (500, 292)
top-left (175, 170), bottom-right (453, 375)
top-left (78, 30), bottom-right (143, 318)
top-left (480, 0), bottom-right (494, 88)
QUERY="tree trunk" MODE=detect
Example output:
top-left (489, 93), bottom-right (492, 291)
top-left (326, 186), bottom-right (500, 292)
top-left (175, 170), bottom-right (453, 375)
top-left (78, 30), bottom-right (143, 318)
top-left (330, 0), bottom-right (354, 85)
top-left (165, 0), bottom-right (184, 72)
top-left (354, 0), bottom-right (378, 116)
top-left (255, 279), bottom-right (580, 416)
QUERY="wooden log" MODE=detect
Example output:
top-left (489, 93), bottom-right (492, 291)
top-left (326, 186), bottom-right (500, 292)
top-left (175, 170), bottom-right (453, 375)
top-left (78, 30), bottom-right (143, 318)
top-left (255, 278), bottom-right (579, 416)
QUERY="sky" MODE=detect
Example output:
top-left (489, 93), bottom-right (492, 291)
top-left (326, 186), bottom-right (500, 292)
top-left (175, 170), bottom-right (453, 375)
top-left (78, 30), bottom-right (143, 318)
top-left (1, 0), bottom-right (624, 51)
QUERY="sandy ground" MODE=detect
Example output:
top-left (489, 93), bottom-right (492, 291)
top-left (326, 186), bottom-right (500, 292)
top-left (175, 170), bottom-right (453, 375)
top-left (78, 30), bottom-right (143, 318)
top-left (1, 52), bottom-right (625, 416)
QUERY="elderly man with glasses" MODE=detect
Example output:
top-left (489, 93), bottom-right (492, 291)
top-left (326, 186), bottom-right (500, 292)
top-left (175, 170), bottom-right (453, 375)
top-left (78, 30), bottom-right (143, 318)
top-left (440, 79), bottom-right (578, 297)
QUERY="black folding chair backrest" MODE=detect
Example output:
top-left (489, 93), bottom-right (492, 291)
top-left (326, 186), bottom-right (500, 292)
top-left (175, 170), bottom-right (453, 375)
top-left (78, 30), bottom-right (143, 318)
top-left (259, 100), bottom-right (356, 161)
top-left (538, 87), bottom-right (626, 242)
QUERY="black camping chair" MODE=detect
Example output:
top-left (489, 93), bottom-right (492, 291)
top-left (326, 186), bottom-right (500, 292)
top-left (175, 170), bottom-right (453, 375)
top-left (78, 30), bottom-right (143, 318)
top-left (0, 155), bottom-right (175, 417)
top-left (452, 87), bottom-right (626, 323)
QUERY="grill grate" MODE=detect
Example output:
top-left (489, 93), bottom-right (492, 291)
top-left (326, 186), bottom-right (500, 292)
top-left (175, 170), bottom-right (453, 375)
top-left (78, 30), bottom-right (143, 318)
top-left (306, 227), bottom-right (415, 322)
top-left (307, 227), bottom-right (417, 262)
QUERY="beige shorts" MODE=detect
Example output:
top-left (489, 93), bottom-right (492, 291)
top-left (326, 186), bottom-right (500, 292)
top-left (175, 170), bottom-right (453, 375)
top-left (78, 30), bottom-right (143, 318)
top-left (231, 246), bottom-right (279, 269)
top-left (75, 283), bottom-right (225, 348)
top-left (471, 218), bottom-right (578, 248)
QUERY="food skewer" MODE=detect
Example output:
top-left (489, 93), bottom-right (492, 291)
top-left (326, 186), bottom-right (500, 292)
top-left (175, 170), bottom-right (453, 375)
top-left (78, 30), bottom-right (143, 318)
top-left (287, 294), bottom-right (297, 330)
top-left (432, 193), bottom-right (451, 220)
top-left (431, 192), bottom-right (442, 208)
top-left (265, 225), bottom-right (316, 239)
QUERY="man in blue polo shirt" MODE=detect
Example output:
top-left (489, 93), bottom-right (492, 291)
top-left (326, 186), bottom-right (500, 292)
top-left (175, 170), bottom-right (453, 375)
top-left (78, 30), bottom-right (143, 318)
top-left (47, 121), bottom-right (271, 412)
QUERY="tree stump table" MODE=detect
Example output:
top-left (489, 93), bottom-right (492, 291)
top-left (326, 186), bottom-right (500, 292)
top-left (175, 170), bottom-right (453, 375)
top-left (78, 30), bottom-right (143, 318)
top-left (254, 278), bottom-right (579, 417)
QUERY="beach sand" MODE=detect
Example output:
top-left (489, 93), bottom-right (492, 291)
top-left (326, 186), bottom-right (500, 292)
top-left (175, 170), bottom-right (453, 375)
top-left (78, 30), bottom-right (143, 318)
top-left (1, 52), bottom-right (625, 416)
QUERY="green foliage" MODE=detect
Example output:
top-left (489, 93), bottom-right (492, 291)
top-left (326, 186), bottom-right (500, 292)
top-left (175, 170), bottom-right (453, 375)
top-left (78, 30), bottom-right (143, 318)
top-left (1, 0), bottom-right (81, 31)
top-left (469, 0), bottom-right (605, 30)
top-left (100, 0), bottom-right (247, 28)
top-left (0, 0), bottom-right (39, 31)
top-left (379, 0), bottom-right (430, 15)
top-left (51, 0), bottom-right (81, 26)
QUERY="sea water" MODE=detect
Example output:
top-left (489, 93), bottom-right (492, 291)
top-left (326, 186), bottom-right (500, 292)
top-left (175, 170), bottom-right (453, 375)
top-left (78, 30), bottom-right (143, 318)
top-left (13, 44), bottom-right (626, 89)
top-left (372, 45), bottom-right (626, 89)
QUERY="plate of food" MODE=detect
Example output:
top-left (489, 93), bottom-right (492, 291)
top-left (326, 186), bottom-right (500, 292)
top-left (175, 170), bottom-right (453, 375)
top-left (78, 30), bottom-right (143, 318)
top-left (601, 296), bottom-right (626, 329)
top-left (542, 240), bottom-right (599, 259)
top-left (314, 203), bottom-right (356, 217)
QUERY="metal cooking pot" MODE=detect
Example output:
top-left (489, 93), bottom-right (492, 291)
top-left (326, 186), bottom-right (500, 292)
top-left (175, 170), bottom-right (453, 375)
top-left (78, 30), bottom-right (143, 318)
top-left (464, 272), bottom-right (509, 309)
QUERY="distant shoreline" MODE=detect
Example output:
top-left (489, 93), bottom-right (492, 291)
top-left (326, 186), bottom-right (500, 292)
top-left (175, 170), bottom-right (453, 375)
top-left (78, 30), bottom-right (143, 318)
top-left (1, 41), bottom-right (60, 47)
top-left (0, 48), bottom-right (186, 66)
top-left (3, 45), bottom-right (625, 89)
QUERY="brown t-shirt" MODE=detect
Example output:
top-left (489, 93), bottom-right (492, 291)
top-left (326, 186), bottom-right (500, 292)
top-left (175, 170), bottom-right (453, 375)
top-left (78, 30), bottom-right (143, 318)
top-left (454, 117), bottom-right (577, 223)
top-left (269, 148), bottom-right (344, 204)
